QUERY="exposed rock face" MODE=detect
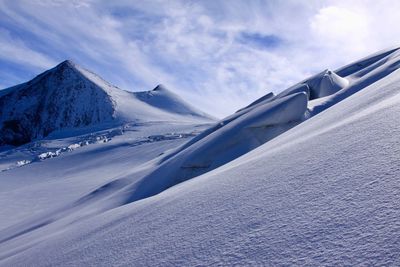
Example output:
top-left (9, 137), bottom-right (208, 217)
top-left (0, 60), bottom-right (115, 146)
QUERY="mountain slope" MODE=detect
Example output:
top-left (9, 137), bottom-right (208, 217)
top-left (0, 61), bottom-right (213, 146)
top-left (1, 48), bottom-right (400, 266)
top-left (134, 84), bottom-right (212, 118)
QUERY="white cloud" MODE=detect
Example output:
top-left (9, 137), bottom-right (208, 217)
top-left (0, 29), bottom-right (56, 69)
top-left (310, 6), bottom-right (369, 51)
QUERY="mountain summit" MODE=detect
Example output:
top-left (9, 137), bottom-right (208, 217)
top-left (135, 84), bottom-right (212, 117)
top-left (0, 61), bottom-right (213, 146)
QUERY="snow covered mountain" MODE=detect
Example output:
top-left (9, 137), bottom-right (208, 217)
top-left (0, 60), bottom-right (213, 146)
top-left (1, 47), bottom-right (400, 266)
top-left (135, 84), bottom-right (210, 117)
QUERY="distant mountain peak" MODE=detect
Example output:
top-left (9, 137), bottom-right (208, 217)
top-left (152, 84), bottom-right (168, 92)
top-left (60, 59), bottom-right (75, 66)
top-left (149, 84), bottom-right (179, 97)
top-left (54, 59), bottom-right (79, 71)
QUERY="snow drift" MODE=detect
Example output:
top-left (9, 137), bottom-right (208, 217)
top-left (121, 91), bottom-right (308, 203)
top-left (306, 69), bottom-right (349, 99)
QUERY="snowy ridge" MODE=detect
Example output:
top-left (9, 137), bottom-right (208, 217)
top-left (307, 69), bottom-right (349, 99)
top-left (134, 84), bottom-right (213, 118)
top-left (111, 62), bottom-right (358, 204)
top-left (119, 91), bottom-right (308, 204)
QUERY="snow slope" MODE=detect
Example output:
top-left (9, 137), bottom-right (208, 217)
top-left (0, 121), bottom-right (210, 230)
top-left (135, 84), bottom-right (211, 118)
top-left (118, 91), bottom-right (308, 204)
top-left (0, 60), bottom-right (213, 146)
top-left (1, 48), bottom-right (400, 266)
top-left (103, 47), bottom-right (400, 206)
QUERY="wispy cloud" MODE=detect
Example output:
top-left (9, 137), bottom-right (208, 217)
top-left (1, 0), bottom-right (400, 117)
top-left (0, 29), bottom-right (56, 69)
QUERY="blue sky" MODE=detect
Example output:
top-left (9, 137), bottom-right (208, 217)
top-left (1, 0), bottom-right (399, 117)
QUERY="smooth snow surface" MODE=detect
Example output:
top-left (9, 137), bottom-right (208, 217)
top-left (1, 47), bottom-right (400, 266)
top-left (0, 122), bottom-right (210, 229)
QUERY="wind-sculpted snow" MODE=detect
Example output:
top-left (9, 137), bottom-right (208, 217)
top-left (309, 49), bottom-right (400, 115)
top-left (336, 46), bottom-right (400, 77)
top-left (1, 47), bottom-right (400, 266)
top-left (306, 69), bottom-right (349, 99)
top-left (120, 91), bottom-right (308, 203)
top-left (0, 61), bottom-right (213, 146)
top-left (237, 47), bottom-right (400, 118)
top-left (236, 92), bottom-right (275, 113)
top-left (276, 83), bottom-right (310, 99)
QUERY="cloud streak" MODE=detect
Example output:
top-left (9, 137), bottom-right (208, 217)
top-left (0, 0), bottom-right (400, 117)
top-left (0, 29), bottom-right (56, 69)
